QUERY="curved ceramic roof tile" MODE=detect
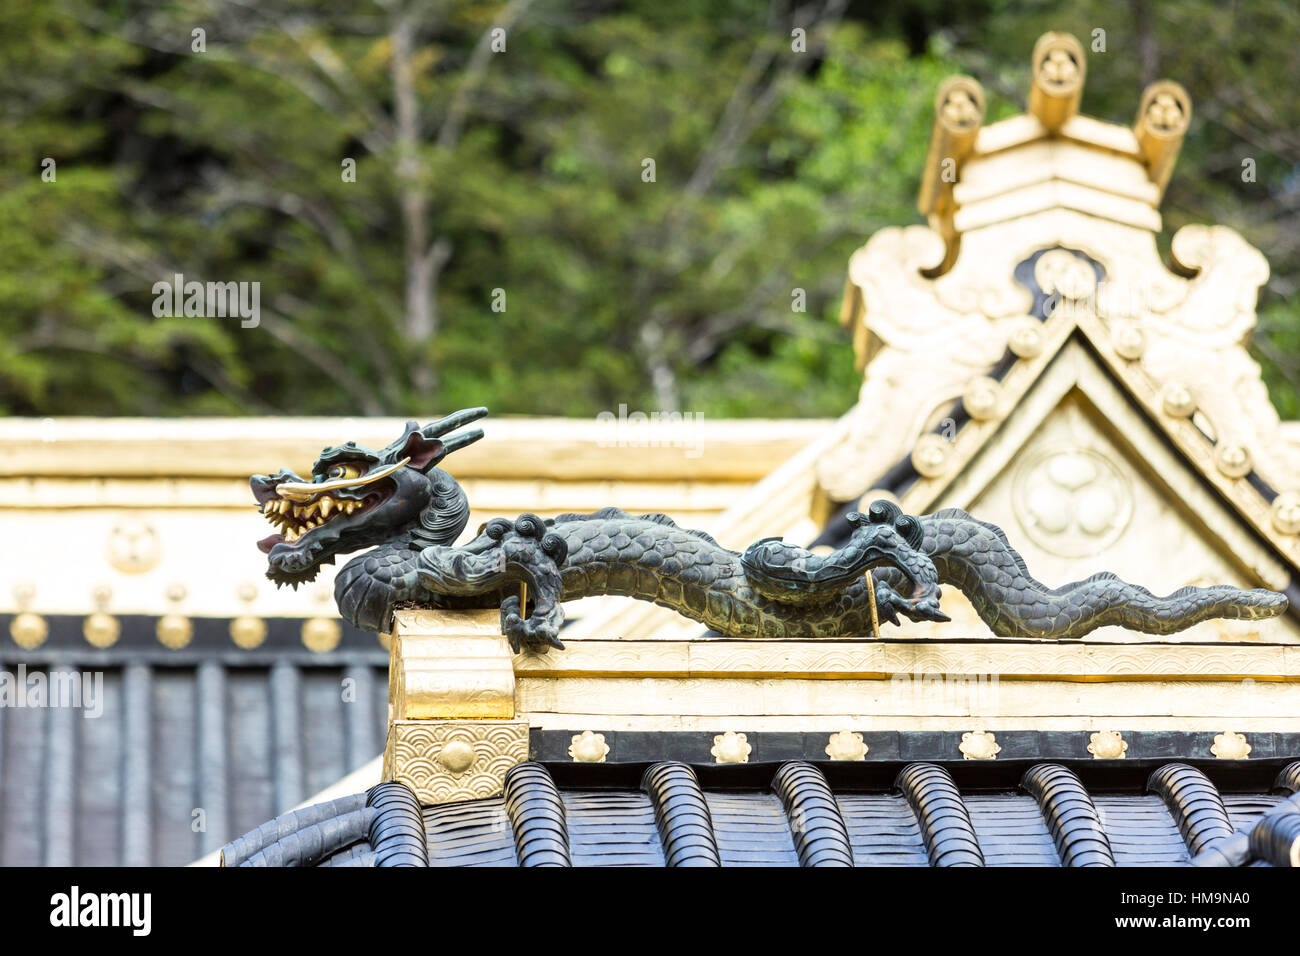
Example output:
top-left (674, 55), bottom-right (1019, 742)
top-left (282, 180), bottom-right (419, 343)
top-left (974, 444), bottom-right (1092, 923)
top-left (896, 763), bottom-right (984, 867)
top-left (318, 842), bottom-right (377, 867)
top-left (220, 793), bottom-right (369, 867)
top-left (1248, 798), bottom-right (1300, 868)
top-left (641, 762), bottom-right (721, 867)
top-left (1277, 760), bottom-right (1300, 795)
top-left (1022, 763), bottom-right (1114, 867)
top-left (1148, 763), bottom-right (1234, 857)
top-left (366, 781), bottom-right (429, 867)
top-left (220, 759), bottom-right (1299, 867)
top-left (771, 762), bottom-right (853, 867)
top-left (503, 762), bottom-right (571, 867)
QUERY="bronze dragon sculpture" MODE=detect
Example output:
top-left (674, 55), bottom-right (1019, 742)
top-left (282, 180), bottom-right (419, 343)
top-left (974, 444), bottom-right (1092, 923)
top-left (251, 408), bottom-right (1287, 651)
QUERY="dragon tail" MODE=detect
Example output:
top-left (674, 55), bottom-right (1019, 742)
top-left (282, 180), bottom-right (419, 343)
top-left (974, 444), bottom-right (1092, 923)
top-left (921, 507), bottom-right (1288, 639)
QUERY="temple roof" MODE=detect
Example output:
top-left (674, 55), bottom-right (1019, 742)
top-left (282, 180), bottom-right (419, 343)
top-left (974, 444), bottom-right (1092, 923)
top-left (0, 620), bottom-right (386, 865)
top-left (221, 758), bottom-right (1300, 868)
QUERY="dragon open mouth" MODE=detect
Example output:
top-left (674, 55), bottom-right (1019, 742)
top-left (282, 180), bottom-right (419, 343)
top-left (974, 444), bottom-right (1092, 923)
top-left (256, 492), bottom-right (380, 550)
top-left (252, 456), bottom-right (410, 553)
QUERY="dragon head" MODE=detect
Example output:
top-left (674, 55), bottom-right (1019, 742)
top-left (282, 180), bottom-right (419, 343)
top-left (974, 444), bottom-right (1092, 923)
top-left (251, 407), bottom-right (487, 586)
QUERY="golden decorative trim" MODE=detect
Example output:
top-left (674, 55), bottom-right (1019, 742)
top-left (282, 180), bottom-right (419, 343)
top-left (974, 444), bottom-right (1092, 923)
top-left (0, 416), bottom-right (825, 482)
top-left (106, 517), bottom-right (161, 574)
top-left (156, 614), bottom-right (192, 649)
top-left (825, 730), bottom-right (868, 761)
top-left (1008, 320), bottom-right (1044, 359)
top-left (1036, 248), bottom-right (1096, 300)
top-left (568, 731), bottom-right (609, 763)
top-left (1111, 325), bottom-right (1145, 360)
top-left (962, 377), bottom-right (1003, 421)
top-left (524, 713), bottom-right (1300, 734)
top-left (1214, 444), bottom-right (1253, 480)
top-left (8, 583), bottom-right (46, 649)
top-left (83, 612), bottom-right (119, 648)
top-left (960, 730), bottom-right (1001, 760)
top-left (1272, 494), bottom-right (1300, 536)
top-left (1087, 730), bottom-right (1128, 759)
top-left (1160, 382), bottom-right (1196, 418)
top-left (229, 615), bottom-right (266, 650)
top-left (301, 617), bottom-right (341, 653)
top-left (511, 639), bottom-right (1300, 680)
top-left (385, 719), bottom-right (529, 805)
top-left (711, 731), bottom-right (751, 764)
top-left (1210, 731), bottom-right (1251, 760)
top-left (515, 676), bottom-right (1300, 721)
top-left (389, 608), bottom-right (515, 720)
top-left (911, 434), bottom-right (951, 478)
top-left (10, 612), bottom-right (48, 650)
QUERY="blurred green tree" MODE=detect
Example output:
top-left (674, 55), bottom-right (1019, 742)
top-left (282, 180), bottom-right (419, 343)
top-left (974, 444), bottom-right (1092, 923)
top-left (0, 0), bottom-right (1295, 420)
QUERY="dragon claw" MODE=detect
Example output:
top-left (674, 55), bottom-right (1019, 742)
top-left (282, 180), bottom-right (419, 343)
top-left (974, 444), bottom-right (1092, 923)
top-left (501, 606), bottom-right (564, 653)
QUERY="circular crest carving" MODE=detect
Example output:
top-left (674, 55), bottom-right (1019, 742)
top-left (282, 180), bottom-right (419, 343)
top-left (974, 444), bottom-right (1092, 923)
top-left (1012, 447), bottom-right (1134, 558)
top-left (1034, 249), bottom-right (1096, 302)
top-left (1033, 34), bottom-right (1085, 95)
top-left (106, 518), bottom-right (161, 574)
top-left (1139, 81), bottom-right (1192, 138)
top-left (934, 76), bottom-right (985, 133)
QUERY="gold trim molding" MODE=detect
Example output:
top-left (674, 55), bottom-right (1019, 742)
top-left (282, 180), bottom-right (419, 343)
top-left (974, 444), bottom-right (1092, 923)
top-left (388, 608), bottom-right (515, 720)
top-left (512, 639), bottom-right (1300, 681)
top-left (382, 608), bottom-right (529, 804)
top-left (385, 720), bottom-right (529, 805)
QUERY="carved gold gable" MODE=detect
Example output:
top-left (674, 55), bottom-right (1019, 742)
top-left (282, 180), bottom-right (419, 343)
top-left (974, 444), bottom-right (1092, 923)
top-left (883, 337), bottom-right (1299, 646)
top-left (821, 32), bottom-right (1300, 587)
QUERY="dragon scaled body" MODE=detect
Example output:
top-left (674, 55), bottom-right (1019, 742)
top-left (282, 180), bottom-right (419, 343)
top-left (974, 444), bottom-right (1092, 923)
top-left (251, 410), bottom-right (1287, 651)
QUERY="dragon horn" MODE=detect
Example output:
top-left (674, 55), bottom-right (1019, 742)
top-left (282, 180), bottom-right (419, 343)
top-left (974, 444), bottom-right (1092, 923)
top-left (439, 427), bottom-right (484, 456)
top-left (422, 406), bottom-right (489, 438)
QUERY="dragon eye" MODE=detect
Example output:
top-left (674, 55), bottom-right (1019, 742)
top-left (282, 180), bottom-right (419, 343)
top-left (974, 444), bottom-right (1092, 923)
top-left (326, 463), bottom-right (366, 481)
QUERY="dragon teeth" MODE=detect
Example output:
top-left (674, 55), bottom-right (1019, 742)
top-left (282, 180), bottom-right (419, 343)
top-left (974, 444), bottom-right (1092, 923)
top-left (262, 493), bottom-right (355, 534)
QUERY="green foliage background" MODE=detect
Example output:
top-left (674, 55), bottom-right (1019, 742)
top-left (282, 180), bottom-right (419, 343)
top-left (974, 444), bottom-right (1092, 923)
top-left (1, 0), bottom-right (1297, 418)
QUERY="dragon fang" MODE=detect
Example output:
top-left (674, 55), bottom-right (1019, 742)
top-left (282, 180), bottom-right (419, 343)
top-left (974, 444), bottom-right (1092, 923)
top-left (251, 408), bottom-right (1288, 651)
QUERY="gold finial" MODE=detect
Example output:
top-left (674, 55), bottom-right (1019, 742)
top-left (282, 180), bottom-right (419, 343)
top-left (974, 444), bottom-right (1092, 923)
top-left (1028, 32), bottom-right (1086, 131)
top-left (1134, 80), bottom-right (1191, 197)
top-left (918, 75), bottom-right (986, 240)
